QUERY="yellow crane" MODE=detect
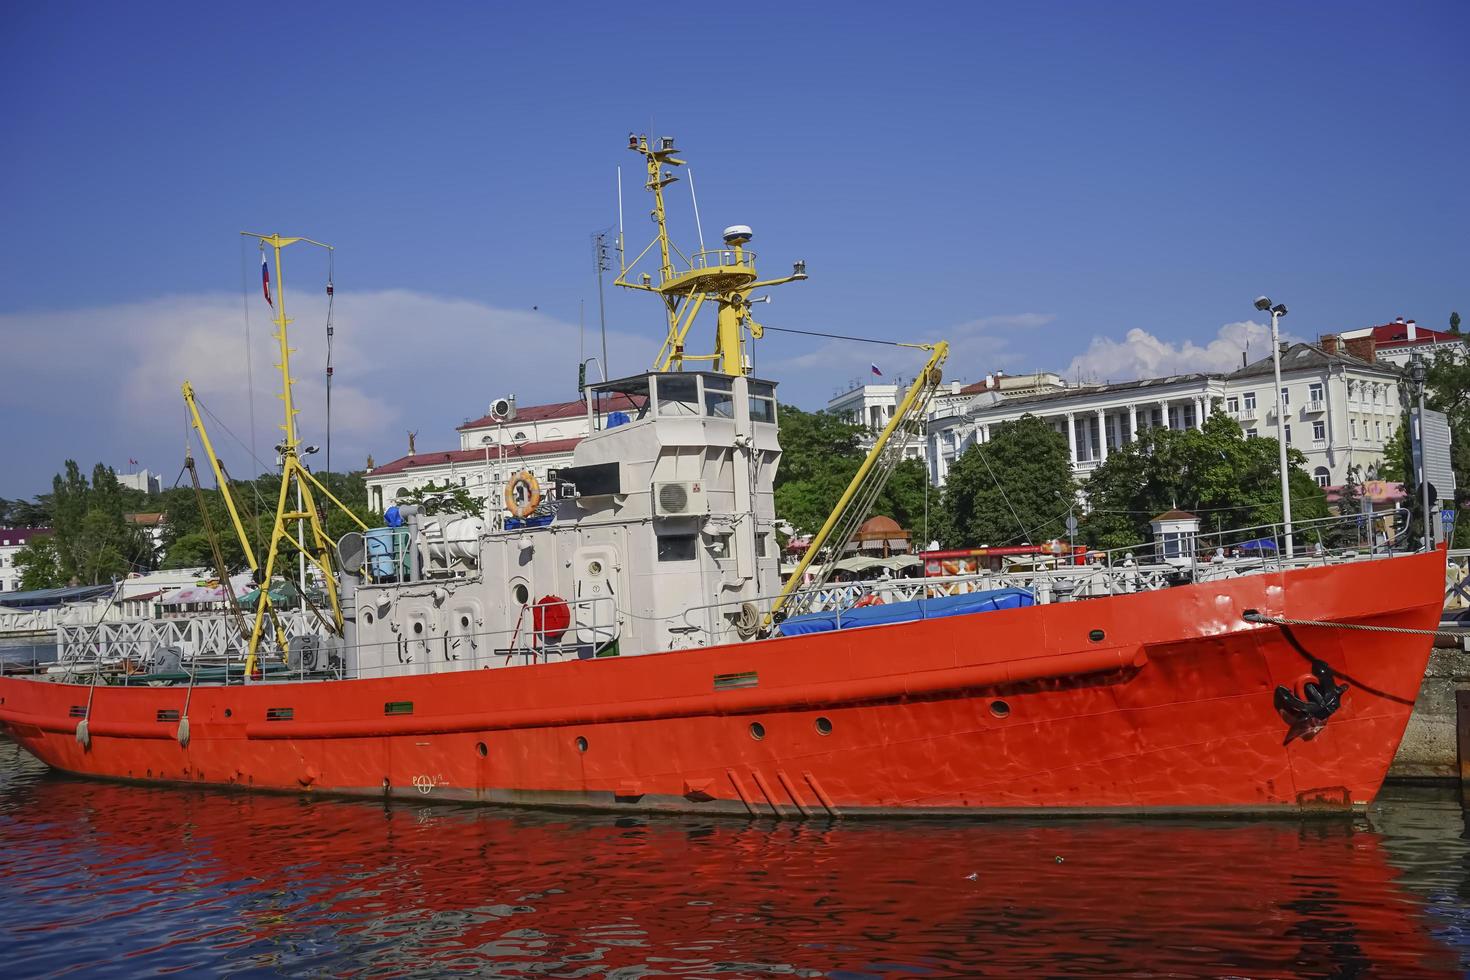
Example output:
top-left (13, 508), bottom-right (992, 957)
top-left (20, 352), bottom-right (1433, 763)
top-left (183, 234), bottom-right (370, 678)
top-left (769, 341), bottom-right (950, 623)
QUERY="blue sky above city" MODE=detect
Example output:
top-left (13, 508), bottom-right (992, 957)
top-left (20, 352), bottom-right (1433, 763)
top-left (1, 1), bottom-right (1465, 496)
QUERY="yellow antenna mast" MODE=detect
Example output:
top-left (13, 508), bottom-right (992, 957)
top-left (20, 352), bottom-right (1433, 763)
top-left (238, 232), bottom-right (367, 677)
top-left (614, 134), bottom-right (808, 376)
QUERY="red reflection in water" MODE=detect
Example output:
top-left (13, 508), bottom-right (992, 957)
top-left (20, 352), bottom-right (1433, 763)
top-left (0, 749), bottom-right (1457, 977)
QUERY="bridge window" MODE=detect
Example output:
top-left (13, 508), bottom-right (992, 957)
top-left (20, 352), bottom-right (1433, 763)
top-left (704, 376), bottom-right (734, 418)
top-left (656, 375), bottom-right (700, 417)
top-left (749, 382), bottom-right (777, 424)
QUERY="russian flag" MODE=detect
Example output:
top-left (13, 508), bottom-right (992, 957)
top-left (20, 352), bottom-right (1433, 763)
top-left (870, 363), bottom-right (883, 377)
top-left (261, 253), bottom-right (273, 307)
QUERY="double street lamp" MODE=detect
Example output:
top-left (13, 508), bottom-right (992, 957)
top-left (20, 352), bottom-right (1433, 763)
top-left (1254, 296), bottom-right (1293, 558)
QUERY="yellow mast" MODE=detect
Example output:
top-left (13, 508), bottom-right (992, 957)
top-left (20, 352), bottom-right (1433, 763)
top-left (614, 134), bottom-right (808, 376)
top-left (612, 135), bottom-right (950, 627)
top-left (237, 232), bottom-right (368, 677)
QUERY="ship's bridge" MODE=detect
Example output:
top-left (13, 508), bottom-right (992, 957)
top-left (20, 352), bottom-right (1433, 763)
top-left (585, 370), bottom-right (777, 429)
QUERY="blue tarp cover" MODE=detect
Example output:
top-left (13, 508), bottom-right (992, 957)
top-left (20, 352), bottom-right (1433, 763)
top-left (777, 587), bottom-right (1034, 637)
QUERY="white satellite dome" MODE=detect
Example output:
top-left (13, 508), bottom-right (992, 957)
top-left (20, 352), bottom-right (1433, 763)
top-left (722, 224), bottom-right (753, 244)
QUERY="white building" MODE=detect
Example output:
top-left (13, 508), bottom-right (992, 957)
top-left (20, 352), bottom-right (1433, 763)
top-left (827, 371), bottom-right (1075, 467)
top-left (1224, 337), bottom-right (1404, 488)
top-left (0, 528), bottom-right (50, 594)
top-left (117, 469), bottom-right (161, 494)
top-left (927, 339), bottom-right (1404, 490)
top-left (365, 391), bottom-right (640, 517)
top-left (929, 372), bottom-right (1225, 484)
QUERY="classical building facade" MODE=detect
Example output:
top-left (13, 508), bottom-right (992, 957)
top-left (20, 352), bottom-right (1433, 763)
top-left (926, 339), bottom-right (1405, 490)
top-left (827, 371), bottom-right (1075, 468)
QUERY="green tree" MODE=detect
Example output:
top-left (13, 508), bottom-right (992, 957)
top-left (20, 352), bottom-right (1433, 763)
top-left (934, 415), bottom-right (1077, 548)
top-left (1450, 311), bottom-right (1461, 335)
top-left (773, 405), bottom-right (935, 539)
top-left (1377, 409), bottom-right (1410, 483)
top-left (399, 479), bottom-right (485, 516)
top-left (31, 460), bottom-right (154, 584)
top-left (1424, 350), bottom-right (1470, 546)
top-left (1082, 412), bottom-right (1328, 551)
top-left (14, 536), bottom-right (64, 590)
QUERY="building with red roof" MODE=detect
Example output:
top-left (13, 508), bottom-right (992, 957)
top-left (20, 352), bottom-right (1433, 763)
top-left (1337, 317), bottom-right (1466, 367)
top-left (365, 392), bottom-right (642, 518)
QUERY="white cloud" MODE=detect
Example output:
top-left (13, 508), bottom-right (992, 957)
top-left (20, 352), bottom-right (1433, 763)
top-left (0, 291), bottom-right (658, 492)
top-left (1063, 319), bottom-right (1299, 383)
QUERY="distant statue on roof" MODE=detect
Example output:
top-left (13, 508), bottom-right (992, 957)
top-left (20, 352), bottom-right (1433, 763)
top-left (408, 431), bottom-right (418, 456)
top-left (365, 454), bottom-right (375, 470)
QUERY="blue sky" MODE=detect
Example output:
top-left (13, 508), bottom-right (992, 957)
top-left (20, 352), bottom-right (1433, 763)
top-left (2, 1), bottom-right (1466, 497)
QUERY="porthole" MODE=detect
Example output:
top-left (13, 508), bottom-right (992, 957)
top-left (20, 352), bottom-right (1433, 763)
top-left (990, 700), bottom-right (1011, 719)
top-left (460, 615), bottom-right (471, 629)
top-left (575, 736), bottom-right (589, 752)
top-left (749, 722), bottom-right (766, 741)
top-left (475, 741), bottom-right (488, 758)
top-left (588, 560), bottom-right (603, 575)
top-left (513, 583), bottom-right (530, 604)
top-left (814, 716), bottom-right (833, 736)
top-left (1089, 629), bottom-right (1106, 643)
top-left (223, 708), bottom-right (232, 718)
top-left (412, 622), bottom-right (424, 635)
top-left (363, 611), bottom-right (374, 625)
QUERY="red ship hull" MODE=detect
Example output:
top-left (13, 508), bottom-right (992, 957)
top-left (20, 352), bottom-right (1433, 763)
top-left (0, 551), bottom-right (1444, 816)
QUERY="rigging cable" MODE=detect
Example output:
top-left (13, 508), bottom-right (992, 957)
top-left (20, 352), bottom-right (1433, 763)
top-left (974, 444), bottom-right (1031, 543)
top-left (761, 324), bottom-right (919, 347)
top-left (324, 249), bottom-right (335, 476)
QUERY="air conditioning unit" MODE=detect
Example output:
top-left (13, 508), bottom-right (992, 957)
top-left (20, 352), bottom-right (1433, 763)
top-left (653, 481), bottom-right (708, 517)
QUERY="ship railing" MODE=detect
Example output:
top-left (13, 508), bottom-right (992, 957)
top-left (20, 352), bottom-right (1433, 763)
top-left (688, 248), bottom-right (756, 273)
top-left (43, 610), bottom-right (328, 678)
top-left (667, 509), bottom-right (1419, 645)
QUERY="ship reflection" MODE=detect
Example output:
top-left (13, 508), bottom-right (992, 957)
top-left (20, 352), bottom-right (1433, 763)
top-left (0, 747), bottom-right (1459, 977)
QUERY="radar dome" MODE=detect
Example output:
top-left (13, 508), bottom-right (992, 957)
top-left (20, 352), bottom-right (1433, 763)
top-left (722, 225), bottom-right (753, 244)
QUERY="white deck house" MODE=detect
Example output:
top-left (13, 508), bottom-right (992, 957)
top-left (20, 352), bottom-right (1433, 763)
top-left (927, 338), bottom-right (1405, 489)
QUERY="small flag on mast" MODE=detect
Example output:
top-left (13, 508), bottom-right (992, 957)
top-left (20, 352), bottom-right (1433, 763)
top-left (261, 252), bottom-right (273, 307)
top-left (870, 363), bottom-right (883, 377)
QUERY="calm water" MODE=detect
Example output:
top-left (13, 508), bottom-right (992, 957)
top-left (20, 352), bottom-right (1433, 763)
top-left (3, 743), bottom-right (1470, 978)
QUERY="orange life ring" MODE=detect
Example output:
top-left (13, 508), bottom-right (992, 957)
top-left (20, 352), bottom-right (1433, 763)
top-left (505, 470), bottom-right (542, 518)
top-left (854, 593), bottom-right (885, 608)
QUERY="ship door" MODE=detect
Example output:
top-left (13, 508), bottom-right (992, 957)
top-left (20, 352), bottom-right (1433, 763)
top-left (573, 545), bottom-right (619, 654)
top-left (447, 604), bottom-right (482, 670)
top-left (405, 610), bottom-right (432, 675)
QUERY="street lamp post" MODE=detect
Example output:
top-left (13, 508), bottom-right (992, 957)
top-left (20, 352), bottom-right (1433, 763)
top-left (1409, 354), bottom-right (1433, 552)
top-left (1255, 297), bottom-right (1293, 558)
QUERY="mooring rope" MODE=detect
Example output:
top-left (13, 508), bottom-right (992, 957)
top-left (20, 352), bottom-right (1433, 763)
top-left (1242, 609), bottom-right (1465, 643)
